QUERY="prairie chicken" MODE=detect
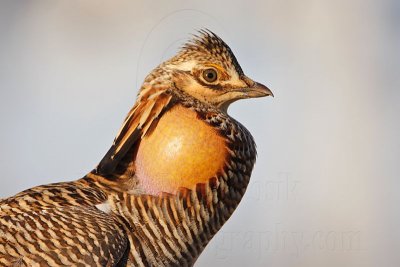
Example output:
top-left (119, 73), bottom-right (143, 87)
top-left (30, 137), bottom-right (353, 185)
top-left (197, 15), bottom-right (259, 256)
top-left (0, 30), bottom-right (273, 266)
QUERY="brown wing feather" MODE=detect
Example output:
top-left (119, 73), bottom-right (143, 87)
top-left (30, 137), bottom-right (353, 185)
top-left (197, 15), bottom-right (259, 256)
top-left (0, 181), bottom-right (129, 266)
top-left (0, 205), bottom-right (128, 266)
top-left (96, 85), bottom-right (176, 175)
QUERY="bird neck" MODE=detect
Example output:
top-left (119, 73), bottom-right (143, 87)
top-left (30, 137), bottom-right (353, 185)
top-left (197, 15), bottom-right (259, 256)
top-left (88, 91), bottom-right (258, 265)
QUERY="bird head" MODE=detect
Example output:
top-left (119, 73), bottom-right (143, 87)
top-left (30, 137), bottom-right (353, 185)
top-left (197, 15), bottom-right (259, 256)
top-left (143, 30), bottom-right (273, 112)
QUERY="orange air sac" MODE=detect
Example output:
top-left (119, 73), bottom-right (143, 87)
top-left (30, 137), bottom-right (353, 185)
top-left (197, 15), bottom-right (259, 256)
top-left (134, 105), bottom-right (228, 195)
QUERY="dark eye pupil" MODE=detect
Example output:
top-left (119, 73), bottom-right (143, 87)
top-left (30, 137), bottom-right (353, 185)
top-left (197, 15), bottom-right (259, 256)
top-left (203, 69), bottom-right (217, 82)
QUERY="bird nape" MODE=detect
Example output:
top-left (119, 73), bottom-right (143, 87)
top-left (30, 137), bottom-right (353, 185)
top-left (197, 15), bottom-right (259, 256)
top-left (0, 30), bottom-right (273, 266)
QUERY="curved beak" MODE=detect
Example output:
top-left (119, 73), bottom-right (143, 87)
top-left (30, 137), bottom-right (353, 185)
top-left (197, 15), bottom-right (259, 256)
top-left (239, 75), bottom-right (274, 98)
top-left (217, 75), bottom-right (273, 111)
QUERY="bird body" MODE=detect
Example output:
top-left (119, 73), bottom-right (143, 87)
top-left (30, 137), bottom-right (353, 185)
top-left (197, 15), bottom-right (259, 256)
top-left (0, 30), bottom-right (272, 266)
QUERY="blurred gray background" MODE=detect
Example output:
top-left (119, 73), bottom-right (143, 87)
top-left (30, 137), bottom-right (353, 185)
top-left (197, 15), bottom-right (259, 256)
top-left (0, 1), bottom-right (399, 266)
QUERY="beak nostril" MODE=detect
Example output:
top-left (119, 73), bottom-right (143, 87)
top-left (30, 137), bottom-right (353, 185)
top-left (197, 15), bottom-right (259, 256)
top-left (241, 75), bottom-right (255, 87)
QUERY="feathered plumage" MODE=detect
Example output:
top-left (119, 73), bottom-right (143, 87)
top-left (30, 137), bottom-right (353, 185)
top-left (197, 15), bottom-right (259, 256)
top-left (0, 30), bottom-right (272, 266)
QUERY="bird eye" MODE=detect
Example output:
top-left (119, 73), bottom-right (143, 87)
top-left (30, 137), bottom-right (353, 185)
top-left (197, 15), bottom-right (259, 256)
top-left (202, 68), bottom-right (218, 83)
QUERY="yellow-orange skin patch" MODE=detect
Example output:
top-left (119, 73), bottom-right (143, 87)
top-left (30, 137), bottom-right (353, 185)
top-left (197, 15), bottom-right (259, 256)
top-left (135, 105), bottom-right (228, 195)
